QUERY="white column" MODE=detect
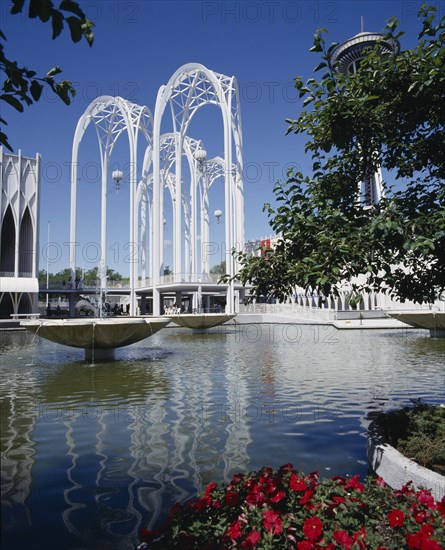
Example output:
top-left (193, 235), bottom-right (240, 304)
top-left (70, 143), bottom-right (80, 282)
top-left (201, 180), bottom-right (210, 275)
top-left (141, 193), bottom-right (147, 282)
top-left (129, 135), bottom-right (137, 316)
top-left (100, 154), bottom-right (108, 290)
top-left (223, 109), bottom-right (234, 314)
top-left (174, 137), bottom-right (182, 280)
top-left (190, 171), bottom-right (197, 276)
top-left (148, 200), bottom-right (153, 281)
top-left (152, 93), bottom-right (163, 316)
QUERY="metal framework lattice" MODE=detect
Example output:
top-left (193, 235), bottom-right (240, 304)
top-left (151, 63), bottom-right (244, 314)
top-left (70, 64), bottom-right (244, 316)
top-left (70, 96), bottom-right (153, 315)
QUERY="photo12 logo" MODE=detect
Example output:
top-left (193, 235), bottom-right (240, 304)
top-left (201, 2), bottom-right (340, 24)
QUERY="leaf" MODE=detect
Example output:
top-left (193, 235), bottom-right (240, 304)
top-left (55, 80), bottom-right (75, 104)
top-left (30, 80), bottom-right (43, 101)
top-left (1, 94), bottom-right (24, 112)
top-left (59, 0), bottom-right (84, 18)
top-left (46, 66), bottom-right (62, 77)
top-left (314, 62), bottom-right (327, 72)
top-left (0, 131), bottom-right (14, 152)
top-left (66, 16), bottom-right (83, 43)
top-left (28, 0), bottom-right (40, 18)
top-left (32, 0), bottom-right (52, 22)
top-left (10, 0), bottom-right (26, 15)
top-left (302, 95), bottom-right (315, 107)
top-left (51, 10), bottom-right (64, 39)
top-left (81, 19), bottom-right (94, 46)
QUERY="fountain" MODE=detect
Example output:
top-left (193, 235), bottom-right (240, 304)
top-left (388, 311), bottom-right (445, 337)
top-left (169, 313), bottom-right (236, 332)
top-left (168, 313), bottom-right (236, 332)
top-left (21, 317), bottom-right (171, 361)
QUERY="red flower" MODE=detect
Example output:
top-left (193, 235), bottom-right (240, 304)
top-left (290, 473), bottom-right (307, 492)
top-left (333, 530), bottom-right (353, 549)
top-left (299, 489), bottom-right (315, 505)
top-left (375, 476), bottom-right (386, 487)
top-left (246, 490), bottom-right (267, 507)
top-left (438, 495), bottom-right (445, 517)
top-left (204, 481), bottom-right (217, 495)
top-left (352, 527), bottom-right (366, 548)
top-left (271, 490), bottom-right (286, 503)
top-left (263, 509), bottom-right (283, 535)
top-left (241, 529), bottom-right (261, 549)
top-left (407, 528), bottom-right (442, 550)
top-left (345, 474), bottom-right (364, 493)
top-left (414, 510), bottom-right (428, 524)
top-left (297, 541), bottom-right (314, 550)
top-left (303, 516), bottom-right (323, 541)
top-left (230, 473), bottom-right (244, 486)
top-left (388, 509), bottom-right (404, 528)
top-left (224, 491), bottom-right (239, 507)
top-left (226, 520), bottom-right (243, 540)
top-left (417, 490), bottom-right (436, 509)
top-left (195, 494), bottom-right (212, 510)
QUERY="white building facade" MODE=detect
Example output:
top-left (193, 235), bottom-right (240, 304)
top-left (0, 148), bottom-right (40, 317)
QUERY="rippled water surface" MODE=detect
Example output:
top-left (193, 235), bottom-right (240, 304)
top-left (1, 325), bottom-right (444, 549)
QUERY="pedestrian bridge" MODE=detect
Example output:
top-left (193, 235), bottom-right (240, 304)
top-left (39, 274), bottom-right (245, 316)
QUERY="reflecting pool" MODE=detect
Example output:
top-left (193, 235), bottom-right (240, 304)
top-left (1, 324), bottom-right (444, 550)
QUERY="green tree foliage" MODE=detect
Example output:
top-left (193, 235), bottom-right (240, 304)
top-left (1, 0), bottom-right (94, 151)
top-left (210, 260), bottom-right (226, 275)
top-left (235, 4), bottom-right (445, 304)
top-left (39, 267), bottom-right (123, 287)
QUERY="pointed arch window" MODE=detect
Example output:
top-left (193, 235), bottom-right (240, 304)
top-left (0, 206), bottom-right (16, 274)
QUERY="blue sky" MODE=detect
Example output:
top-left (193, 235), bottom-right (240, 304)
top-left (1, 0), bottom-right (436, 275)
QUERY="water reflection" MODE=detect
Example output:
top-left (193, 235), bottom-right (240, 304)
top-left (0, 327), bottom-right (444, 549)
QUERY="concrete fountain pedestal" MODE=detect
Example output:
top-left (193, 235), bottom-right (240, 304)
top-left (21, 317), bottom-right (171, 360)
top-left (167, 313), bottom-right (236, 332)
top-left (388, 311), bottom-right (445, 337)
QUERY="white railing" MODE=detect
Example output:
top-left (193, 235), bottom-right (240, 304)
top-left (239, 303), bottom-right (335, 321)
top-left (159, 273), bottom-right (223, 285)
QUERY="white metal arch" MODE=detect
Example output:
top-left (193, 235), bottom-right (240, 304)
top-left (152, 63), bottom-right (244, 314)
top-left (70, 96), bottom-right (153, 315)
top-left (137, 132), bottom-right (203, 282)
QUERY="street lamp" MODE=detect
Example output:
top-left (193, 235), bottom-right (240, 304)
top-left (112, 169), bottom-right (123, 192)
top-left (214, 209), bottom-right (222, 224)
top-left (195, 148), bottom-right (207, 172)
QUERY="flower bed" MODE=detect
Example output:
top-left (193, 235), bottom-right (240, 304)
top-left (137, 465), bottom-right (445, 549)
top-left (373, 404), bottom-right (445, 476)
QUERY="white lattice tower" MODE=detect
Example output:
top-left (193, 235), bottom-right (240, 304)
top-left (70, 96), bottom-right (153, 315)
top-left (151, 63), bottom-right (244, 315)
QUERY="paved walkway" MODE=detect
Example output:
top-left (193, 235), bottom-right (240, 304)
top-left (0, 313), bottom-right (422, 332)
top-left (232, 313), bottom-right (415, 331)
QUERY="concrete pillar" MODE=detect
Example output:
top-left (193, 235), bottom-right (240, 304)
top-left (69, 293), bottom-right (77, 317)
top-left (175, 291), bottom-right (182, 311)
top-left (140, 295), bottom-right (147, 315)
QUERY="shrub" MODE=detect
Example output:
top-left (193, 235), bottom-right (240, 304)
top-left (376, 404), bottom-right (445, 475)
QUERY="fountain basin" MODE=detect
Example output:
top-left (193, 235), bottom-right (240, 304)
top-left (367, 418), bottom-right (445, 501)
top-left (167, 313), bottom-right (236, 331)
top-left (388, 311), bottom-right (445, 336)
top-left (21, 317), bottom-right (171, 350)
